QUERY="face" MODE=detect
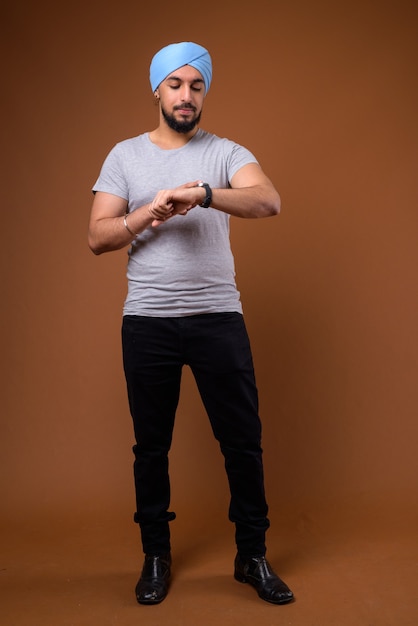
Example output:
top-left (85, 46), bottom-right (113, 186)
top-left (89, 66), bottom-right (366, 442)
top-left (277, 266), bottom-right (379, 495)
top-left (156, 65), bottom-right (205, 134)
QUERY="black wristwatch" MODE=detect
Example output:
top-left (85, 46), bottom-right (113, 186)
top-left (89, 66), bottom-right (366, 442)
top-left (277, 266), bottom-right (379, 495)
top-left (197, 182), bottom-right (212, 208)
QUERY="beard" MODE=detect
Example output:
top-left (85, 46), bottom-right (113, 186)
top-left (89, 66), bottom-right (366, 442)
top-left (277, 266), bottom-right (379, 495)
top-left (161, 104), bottom-right (202, 134)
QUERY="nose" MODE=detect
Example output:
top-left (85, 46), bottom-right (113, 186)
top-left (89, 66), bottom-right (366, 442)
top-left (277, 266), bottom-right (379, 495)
top-left (180, 84), bottom-right (192, 102)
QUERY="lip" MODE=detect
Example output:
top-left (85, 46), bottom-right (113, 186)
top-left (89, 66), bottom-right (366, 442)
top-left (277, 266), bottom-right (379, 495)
top-left (177, 108), bottom-right (194, 115)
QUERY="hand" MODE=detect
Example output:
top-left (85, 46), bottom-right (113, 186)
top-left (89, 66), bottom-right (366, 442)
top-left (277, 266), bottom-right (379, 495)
top-left (149, 181), bottom-right (204, 227)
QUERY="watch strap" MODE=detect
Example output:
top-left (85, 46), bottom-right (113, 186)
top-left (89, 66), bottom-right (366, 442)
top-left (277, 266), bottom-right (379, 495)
top-left (197, 182), bottom-right (212, 208)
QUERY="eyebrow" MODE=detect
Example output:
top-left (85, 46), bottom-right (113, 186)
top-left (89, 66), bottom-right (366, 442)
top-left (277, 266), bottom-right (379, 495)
top-left (166, 75), bottom-right (204, 85)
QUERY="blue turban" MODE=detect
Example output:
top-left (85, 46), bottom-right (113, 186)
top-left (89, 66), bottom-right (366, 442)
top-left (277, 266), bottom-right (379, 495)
top-left (150, 42), bottom-right (212, 93)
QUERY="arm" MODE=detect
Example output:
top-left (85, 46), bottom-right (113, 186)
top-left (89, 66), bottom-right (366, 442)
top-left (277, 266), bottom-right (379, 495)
top-left (150, 163), bottom-right (281, 222)
top-left (88, 188), bottom-right (194, 255)
top-left (211, 162), bottom-right (281, 218)
top-left (88, 192), bottom-right (145, 255)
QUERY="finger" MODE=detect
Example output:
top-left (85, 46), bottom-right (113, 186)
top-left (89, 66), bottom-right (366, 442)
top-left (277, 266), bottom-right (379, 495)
top-left (181, 180), bottom-right (200, 189)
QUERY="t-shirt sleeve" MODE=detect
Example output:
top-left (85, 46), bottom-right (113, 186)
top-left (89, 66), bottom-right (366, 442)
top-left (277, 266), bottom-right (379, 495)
top-left (226, 141), bottom-right (259, 183)
top-left (92, 144), bottom-right (129, 199)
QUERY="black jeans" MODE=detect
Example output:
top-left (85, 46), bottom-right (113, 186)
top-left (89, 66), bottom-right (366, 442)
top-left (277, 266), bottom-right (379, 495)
top-left (122, 313), bottom-right (270, 557)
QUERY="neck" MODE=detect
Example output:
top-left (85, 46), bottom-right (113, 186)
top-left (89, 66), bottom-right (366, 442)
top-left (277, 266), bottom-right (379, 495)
top-left (149, 123), bottom-right (199, 150)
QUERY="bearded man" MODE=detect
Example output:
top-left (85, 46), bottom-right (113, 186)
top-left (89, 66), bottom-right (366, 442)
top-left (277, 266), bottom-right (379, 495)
top-left (88, 42), bottom-right (294, 607)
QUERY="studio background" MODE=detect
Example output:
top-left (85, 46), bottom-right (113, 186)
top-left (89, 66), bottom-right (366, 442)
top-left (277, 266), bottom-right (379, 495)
top-left (1, 1), bottom-right (417, 624)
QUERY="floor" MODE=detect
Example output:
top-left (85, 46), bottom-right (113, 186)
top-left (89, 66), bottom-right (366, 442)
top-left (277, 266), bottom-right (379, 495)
top-left (1, 504), bottom-right (417, 626)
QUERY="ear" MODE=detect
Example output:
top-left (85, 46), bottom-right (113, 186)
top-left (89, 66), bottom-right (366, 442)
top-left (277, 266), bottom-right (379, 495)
top-left (154, 90), bottom-right (160, 99)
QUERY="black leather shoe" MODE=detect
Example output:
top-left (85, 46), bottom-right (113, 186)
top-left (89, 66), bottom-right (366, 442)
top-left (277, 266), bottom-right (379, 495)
top-left (135, 553), bottom-right (171, 605)
top-left (234, 554), bottom-right (294, 604)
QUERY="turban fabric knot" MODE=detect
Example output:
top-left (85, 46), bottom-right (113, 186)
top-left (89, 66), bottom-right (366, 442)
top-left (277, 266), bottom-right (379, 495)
top-left (150, 42), bottom-right (212, 93)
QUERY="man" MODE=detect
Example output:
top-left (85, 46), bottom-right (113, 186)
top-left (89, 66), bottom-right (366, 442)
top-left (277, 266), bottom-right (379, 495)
top-left (88, 42), bottom-right (293, 606)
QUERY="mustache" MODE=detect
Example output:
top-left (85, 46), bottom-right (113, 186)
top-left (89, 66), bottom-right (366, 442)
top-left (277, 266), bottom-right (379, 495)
top-left (174, 103), bottom-right (196, 111)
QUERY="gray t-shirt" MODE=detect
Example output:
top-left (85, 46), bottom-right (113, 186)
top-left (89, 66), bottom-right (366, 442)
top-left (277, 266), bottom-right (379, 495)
top-left (92, 128), bottom-right (258, 317)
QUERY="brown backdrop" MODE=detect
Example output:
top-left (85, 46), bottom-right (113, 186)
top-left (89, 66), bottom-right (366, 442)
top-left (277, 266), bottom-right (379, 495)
top-left (2, 0), bottom-right (417, 545)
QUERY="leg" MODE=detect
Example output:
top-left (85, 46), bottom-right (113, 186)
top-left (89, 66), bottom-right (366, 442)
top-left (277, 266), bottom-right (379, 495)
top-left (186, 313), bottom-right (294, 604)
top-left (186, 313), bottom-right (270, 557)
top-left (122, 315), bottom-right (182, 555)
